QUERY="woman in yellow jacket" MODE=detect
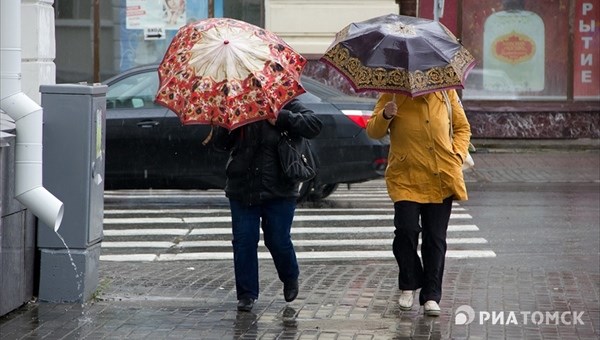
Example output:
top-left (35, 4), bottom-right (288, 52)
top-left (366, 90), bottom-right (471, 316)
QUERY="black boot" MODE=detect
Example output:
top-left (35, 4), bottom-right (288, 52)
top-left (237, 297), bottom-right (255, 312)
top-left (283, 280), bottom-right (299, 302)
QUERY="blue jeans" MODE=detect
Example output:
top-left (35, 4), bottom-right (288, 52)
top-left (229, 198), bottom-right (299, 300)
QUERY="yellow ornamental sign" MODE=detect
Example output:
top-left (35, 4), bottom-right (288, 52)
top-left (492, 32), bottom-right (536, 64)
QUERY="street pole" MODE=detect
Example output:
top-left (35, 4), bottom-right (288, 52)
top-left (208, 0), bottom-right (214, 18)
top-left (93, 0), bottom-right (100, 83)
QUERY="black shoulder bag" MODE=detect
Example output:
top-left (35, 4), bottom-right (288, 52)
top-left (278, 131), bottom-right (319, 182)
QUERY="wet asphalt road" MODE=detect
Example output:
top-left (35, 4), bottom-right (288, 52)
top-left (461, 181), bottom-right (599, 272)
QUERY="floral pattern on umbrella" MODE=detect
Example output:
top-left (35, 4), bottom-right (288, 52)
top-left (156, 18), bottom-right (307, 130)
top-left (320, 14), bottom-right (476, 97)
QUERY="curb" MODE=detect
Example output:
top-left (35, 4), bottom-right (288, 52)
top-left (471, 138), bottom-right (600, 152)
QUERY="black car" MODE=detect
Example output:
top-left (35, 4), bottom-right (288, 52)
top-left (103, 64), bottom-right (389, 201)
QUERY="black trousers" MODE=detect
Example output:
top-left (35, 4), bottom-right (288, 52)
top-left (392, 196), bottom-right (453, 305)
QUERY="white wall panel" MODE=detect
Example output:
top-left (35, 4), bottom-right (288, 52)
top-left (21, 0), bottom-right (56, 103)
top-left (265, 0), bottom-right (399, 56)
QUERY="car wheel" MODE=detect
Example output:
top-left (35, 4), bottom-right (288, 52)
top-left (318, 183), bottom-right (339, 199)
top-left (308, 183), bottom-right (339, 201)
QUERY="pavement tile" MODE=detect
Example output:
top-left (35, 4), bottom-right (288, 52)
top-left (6, 261), bottom-right (595, 339)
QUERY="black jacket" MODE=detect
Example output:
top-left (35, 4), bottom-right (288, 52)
top-left (212, 99), bottom-right (322, 205)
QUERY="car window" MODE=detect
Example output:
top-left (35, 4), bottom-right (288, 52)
top-left (106, 71), bottom-right (160, 109)
top-left (301, 75), bottom-right (376, 105)
top-left (301, 76), bottom-right (347, 100)
top-left (296, 92), bottom-right (322, 103)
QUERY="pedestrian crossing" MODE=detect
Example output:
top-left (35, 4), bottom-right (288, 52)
top-left (100, 179), bottom-right (496, 262)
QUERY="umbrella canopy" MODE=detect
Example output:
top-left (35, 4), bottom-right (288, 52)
top-left (156, 18), bottom-right (307, 130)
top-left (320, 13), bottom-right (476, 97)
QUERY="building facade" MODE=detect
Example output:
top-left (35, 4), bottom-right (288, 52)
top-left (48, 0), bottom-right (600, 138)
top-left (50, 0), bottom-right (599, 138)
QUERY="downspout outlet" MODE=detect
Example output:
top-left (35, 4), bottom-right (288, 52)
top-left (1, 93), bottom-right (64, 231)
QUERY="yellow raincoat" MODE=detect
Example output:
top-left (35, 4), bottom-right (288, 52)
top-left (366, 90), bottom-right (471, 203)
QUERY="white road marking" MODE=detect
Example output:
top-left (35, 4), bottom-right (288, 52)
top-left (101, 237), bottom-right (488, 249)
top-left (103, 207), bottom-right (466, 214)
top-left (99, 250), bottom-right (496, 262)
top-left (103, 224), bottom-right (479, 237)
top-left (103, 213), bottom-right (472, 224)
top-left (101, 241), bottom-right (176, 248)
top-left (103, 229), bottom-right (189, 236)
top-left (100, 254), bottom-right (158, 262)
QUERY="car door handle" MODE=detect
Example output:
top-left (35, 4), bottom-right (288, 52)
top-left (137, 120), bottom-right (159, 128)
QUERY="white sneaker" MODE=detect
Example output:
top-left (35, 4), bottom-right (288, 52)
top-left (398, 290), bottom-right (414, 310)
top-left (423, 300), bottom-right (441, 316)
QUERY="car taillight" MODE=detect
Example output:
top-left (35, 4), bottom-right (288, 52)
top-left (373, 157), bottom-right (387, 175)
top-left (341, 110), bottom-right (373, 129)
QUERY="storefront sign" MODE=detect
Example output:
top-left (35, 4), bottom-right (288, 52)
top-left (492, 32), bottom-right (536, 64)
top-left (126, 0), bottom-right (186, 30)
top-left (482, 2), bottom-right (545, 92)
top-left (573, 1), bottom-right (600, 99)
top-left (144, 27), bottom-right (166, 40)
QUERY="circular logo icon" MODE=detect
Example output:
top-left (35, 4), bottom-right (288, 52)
top-left (454, 305), bottom-right (476, 325)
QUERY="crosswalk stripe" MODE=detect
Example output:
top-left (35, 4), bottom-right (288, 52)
top-left (101, 241), bottom-right (176, 248)
top-left (103, 191), bottom-right (393, 198)
top-left (101, 238), bottom-right (488, 249)
top-left (103, 224), bottom-right (479, 237)
top-left (103, 192), bottom-right (225, 199)
top-left (105, 193), bottom-right (408, 200)
top-left (104, 229), bottom-right (189, 236)
top-left (103, 207), bottom-right (466, 214)
top-left (103, 213), bottom-right (472, 224)
top-left (189, 225), bottom-right (478, 235)
top-left (100, 254), bottom-right (158, 262)
top-left (186, 237), bottom-right (488, 246)
top-left (99, 250), bottom-right (496, 262)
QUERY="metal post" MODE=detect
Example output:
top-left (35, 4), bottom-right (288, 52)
top-left (93, 0), bottom-right (100, 82)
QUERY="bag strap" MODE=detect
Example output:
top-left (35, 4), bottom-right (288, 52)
top-left (442, 91), bottom-right (453, 142)
top-left (443, 91), bottom-right (476, 155)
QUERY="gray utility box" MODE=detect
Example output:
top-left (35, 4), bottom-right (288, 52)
top-left (37, 84), bottom-right (107, 303)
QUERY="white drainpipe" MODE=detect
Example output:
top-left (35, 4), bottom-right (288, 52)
top-left (1, 0), bottom-right (63, 231)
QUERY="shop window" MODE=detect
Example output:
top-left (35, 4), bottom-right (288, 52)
top-left (461, 0), bottom-right (570, 101)
top-left (54, 0), bottom-right (92, 19)
top-left (222, 0), bottom-right (264, 27)
top-left (118, 0), bottom-right (263, 73)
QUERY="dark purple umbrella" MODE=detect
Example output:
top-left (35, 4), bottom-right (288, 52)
top-left (320, 14), bottom-right (476, 97)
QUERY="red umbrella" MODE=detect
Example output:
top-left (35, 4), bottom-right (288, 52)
top-left (321, 14), bottom-right (476, 97)
top-left (155, 18), bottom-right (307, 130)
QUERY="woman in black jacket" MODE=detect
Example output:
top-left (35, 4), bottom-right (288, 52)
top-left (212, 98), bottom-right (322, 312)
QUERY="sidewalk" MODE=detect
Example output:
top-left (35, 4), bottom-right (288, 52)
top-left (2, 260), bottom-right (599, 339)
top-left (0, 143), bottom-right (599, 339)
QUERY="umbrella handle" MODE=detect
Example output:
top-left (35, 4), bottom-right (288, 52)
top-left (202, 126), bottom-right (214, 145)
